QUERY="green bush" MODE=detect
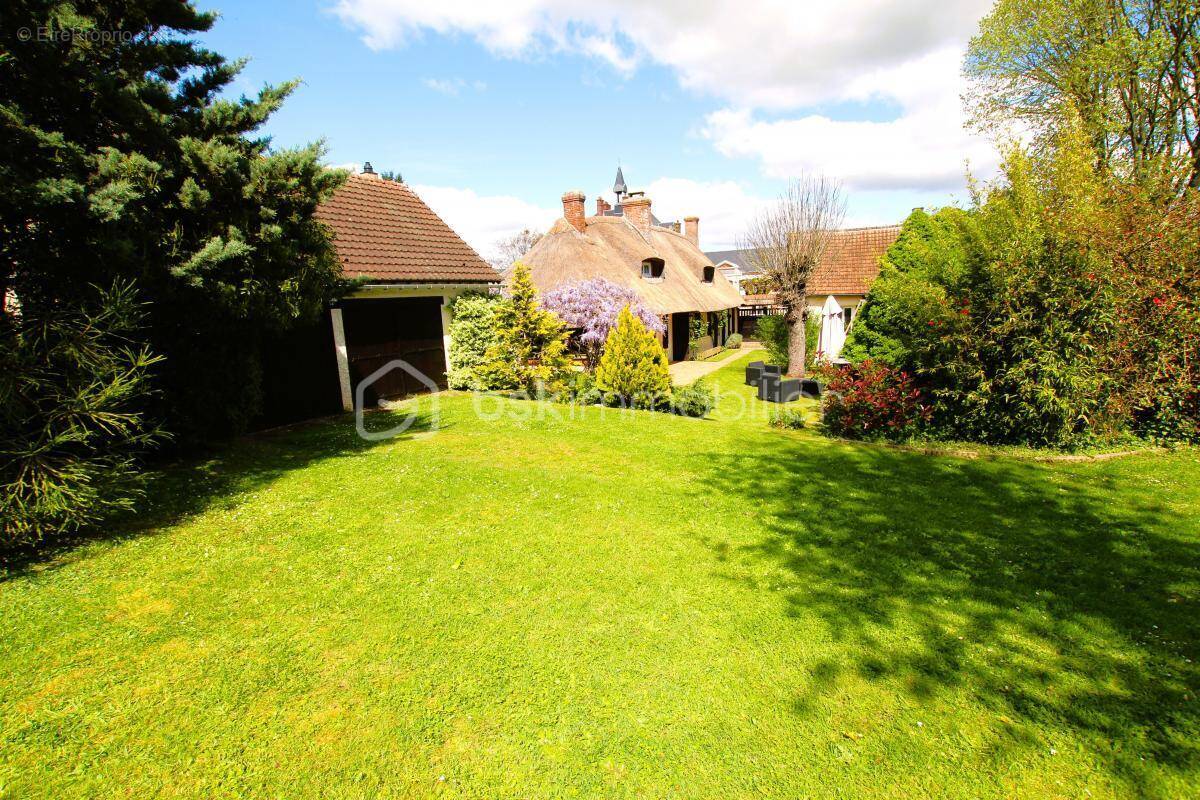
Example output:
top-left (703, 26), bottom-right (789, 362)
top-left (770, 408), bottom-right (808, 430)
top-left (804, 315), bottom-right (822, 371)
top-left (447, 292), bottom-right (502, 390)
top-left (725, 333), bottom-right (743, 349)
top-left (821, 361), bottom-right (930, 442)
top-left (557, 370), bottom-right (603, 406)
top-left (671, 380), bottom-right (715, 418)
top-left (1, 284), bottom-right (164, 551)
top-left (840, 169), bottom-right (1128, 448)
top-left (754, 315), bottom-right (789, 368)
top-left (596, 307), bottom-right (672, 409)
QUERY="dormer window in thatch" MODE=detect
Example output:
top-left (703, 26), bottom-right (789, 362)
top-left (641, 257), bottom-right (665, 282)
top-left (702, 265), bottom-right (715, 283)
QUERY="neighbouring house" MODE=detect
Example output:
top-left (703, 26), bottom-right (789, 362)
top-left (704, 224), bottom-right (901, 361)
top-left (262, 163), bottom-right (500, 424)
top-left (517, 170), bottom-right (743, 362)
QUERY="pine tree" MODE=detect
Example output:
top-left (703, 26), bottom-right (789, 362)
top-left (480, 263), bottom-right (572, 395)
top-left (2, 282), bottom-right (164, 549)
top-left (595, 306), bottom-right (672, 409)
top-left (1, 1), bottom-right (346, 441)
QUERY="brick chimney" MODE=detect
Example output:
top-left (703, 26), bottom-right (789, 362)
top-left (562, 190), bottom-right (586, 233)
top-left (684, 216), bottom-right (700, 247)
top-left (623, 193), bottom-right (652, 237)
top-left (596, 197), bottom-right (612, 215)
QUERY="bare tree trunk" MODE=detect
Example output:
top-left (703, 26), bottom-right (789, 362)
top-left (739, 174), bottom-right (846, 372)
top-left (786, 301), bottom-right (806, 377)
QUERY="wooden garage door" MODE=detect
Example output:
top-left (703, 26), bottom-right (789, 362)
top-left (341, 297), bottom-right (447, 405)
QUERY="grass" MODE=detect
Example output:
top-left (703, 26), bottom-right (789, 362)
top-left (2, 353), bottom-right (1198, 798)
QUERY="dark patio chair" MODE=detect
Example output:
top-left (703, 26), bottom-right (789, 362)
top-left (744, 360), bottom-right (765, 386)
top-left (799, 379), bottom-right (823, 399)
top-left (758, 374), bottom-right (802, 403)
top-left (762, 364), bottom-right (783, 377)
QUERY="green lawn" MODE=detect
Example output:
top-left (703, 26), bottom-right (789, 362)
top-left (2, 354), bottom-right (1198, 798)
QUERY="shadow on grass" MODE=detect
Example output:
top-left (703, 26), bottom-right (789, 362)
top-left (1, 411), bottom-right (442, 580)
top-left (699, 437), bottom-right (1200, 793)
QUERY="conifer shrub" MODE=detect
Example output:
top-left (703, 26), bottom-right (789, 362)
top-left (725, 333), bottom-right (743, 349)
top-left (479, 263), bottom-right (572, 396)
top-left (595, 306), bottom-right (672, 409)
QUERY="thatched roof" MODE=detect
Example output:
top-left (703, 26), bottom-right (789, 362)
top-left (518, 215), bottom-right (743, 315)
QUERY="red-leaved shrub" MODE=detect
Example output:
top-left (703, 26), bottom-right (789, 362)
top-left (821, 360), bottom-right (930, 441)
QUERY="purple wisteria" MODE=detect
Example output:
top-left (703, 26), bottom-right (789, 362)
top-left (542, 278), bottom-right (664, 368)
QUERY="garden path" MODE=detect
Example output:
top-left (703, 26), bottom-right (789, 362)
top-left (669, 343), bottom-right (763, 385)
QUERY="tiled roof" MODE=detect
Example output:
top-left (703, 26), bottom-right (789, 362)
top-left (705, 225), bottom-right (901, 296)
top-left (315, 173), bottom-right (500, 284)
top-left (816, 225), bottom-right (902, 295)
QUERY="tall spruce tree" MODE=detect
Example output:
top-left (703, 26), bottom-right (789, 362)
top-left (480, 263), bottom-right (571, 395)
top-left (0, 1), bottom-right (347, 441)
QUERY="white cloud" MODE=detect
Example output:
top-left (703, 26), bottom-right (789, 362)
top-left (638, 178), bottom-right (767, 251)
top-left (421, 77), bottom-right (487, 96)
top-left (334, 0), bottom-right (1000, 194)
top-left (410, 184), bottom-right (558, 261)
top-left (701, 49), bottom-right (1001, 192)
top-left (333, 1), bottom-right (993, 107)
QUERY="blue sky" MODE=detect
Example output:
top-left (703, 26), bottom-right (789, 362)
top-left (198, 0), bottom-right (999, 256)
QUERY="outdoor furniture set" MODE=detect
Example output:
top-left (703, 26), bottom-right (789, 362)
top-left (744, 361), bottom-right (822, 403)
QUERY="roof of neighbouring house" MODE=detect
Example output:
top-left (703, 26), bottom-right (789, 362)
top-left (704, 249), bottom-right (756, 273)
top-left (704, 224), bottom-right (902, 296)
top-left (315, 173), bottom-right (500, 284)
top-left (518, 214), bottom-right (743, 316)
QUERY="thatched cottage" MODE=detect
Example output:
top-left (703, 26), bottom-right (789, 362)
top-left (518, 171), bottom-right (743, 362)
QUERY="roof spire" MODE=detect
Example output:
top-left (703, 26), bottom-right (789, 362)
top-left (613, 165), bottom-right (627, 200)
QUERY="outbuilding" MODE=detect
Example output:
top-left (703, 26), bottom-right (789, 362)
top-left (314, 167), bottom-right (499, 408)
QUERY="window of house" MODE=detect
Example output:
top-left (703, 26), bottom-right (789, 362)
top-left (641, 258), bottom-right (665, 280)
top-left (843, 305), bottom-right (855, 333)
top-left (703, 266), bottom-right (715, 283)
